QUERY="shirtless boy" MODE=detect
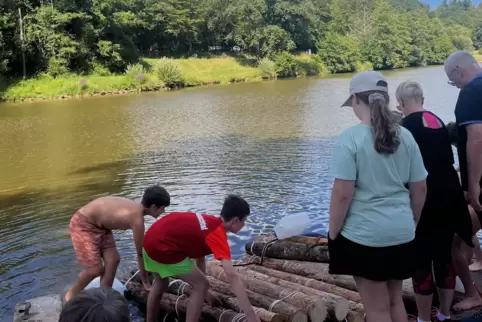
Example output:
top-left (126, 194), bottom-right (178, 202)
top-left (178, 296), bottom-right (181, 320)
top-left (143, 195), bottom-right (261, 322)
top-left (65, 185), bottom-right (170, 301)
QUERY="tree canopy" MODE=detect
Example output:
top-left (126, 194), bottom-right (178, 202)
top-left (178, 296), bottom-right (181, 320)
top-left (0, 0), bottom-right (481, 77)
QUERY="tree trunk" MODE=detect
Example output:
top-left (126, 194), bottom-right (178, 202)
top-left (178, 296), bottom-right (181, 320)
top-left (245, 240), bottom-right (329, 263)
top-left (246, 265), bottom-right (361, 302)
top-left (206, 264), bottom-right (327, 322)
top-left (245, 256), bottom-right (416, 302)
top-left (211, 290), bottom-right (283, 322)
top-left (209, 263), bottom-right (348, 321)
top-left (207, 277), bottom-right (308, 322)
top-left (285, 236), bottom-right (328, 246)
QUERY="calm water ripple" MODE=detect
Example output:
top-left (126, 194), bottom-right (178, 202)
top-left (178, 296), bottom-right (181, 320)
top-left (0, 66), bottom-right (467, 320)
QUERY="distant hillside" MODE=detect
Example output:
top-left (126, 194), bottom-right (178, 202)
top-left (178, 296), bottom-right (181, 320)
top-left (392, 0), bottom-right (429, 10)
top-left (423, 0), bottom-right (482, 8)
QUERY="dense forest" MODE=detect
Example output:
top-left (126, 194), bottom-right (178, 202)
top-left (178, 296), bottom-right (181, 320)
top-left (1, 0), bottom-right (482, 78)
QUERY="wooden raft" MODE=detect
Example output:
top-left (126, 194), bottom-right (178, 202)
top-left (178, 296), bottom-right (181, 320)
top-left (125, 234), bottom-right (482, 322)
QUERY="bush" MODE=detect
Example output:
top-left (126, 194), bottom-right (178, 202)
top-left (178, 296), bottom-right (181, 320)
top-left (316, 33), bottom-right (360, 73)
top-left (275, 52), bottom-right (298, 78)
top-left (354, 61), bottom-right (374, 72)
top-left (47, 57), bottom-right (69, 78)
top-left (258, 58), bottom-right (277, 79)
top-left (478, 48), bottom-right (482, 55)
top-left (125, 63), bottom-right (147, 84)
top-left (295, 55), bottom-right (327, 76)
top-left (154, 58), bottom-right (184, 86)
top-left (90, 60), bottom-right (112, 76)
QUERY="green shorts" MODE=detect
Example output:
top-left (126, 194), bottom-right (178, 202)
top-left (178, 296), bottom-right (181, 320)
top-left (142, 249), bottom-right (195, 278)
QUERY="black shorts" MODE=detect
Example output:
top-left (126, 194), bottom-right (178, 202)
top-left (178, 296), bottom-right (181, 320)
top-left (328, 233), bottom-right (416, 281)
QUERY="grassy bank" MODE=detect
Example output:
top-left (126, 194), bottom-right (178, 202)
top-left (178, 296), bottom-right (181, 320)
top-left (0, 54), bottom-right (370, 102)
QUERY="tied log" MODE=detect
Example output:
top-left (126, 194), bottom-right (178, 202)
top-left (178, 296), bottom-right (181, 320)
top-left (127, 281), bottom-right (244, 322)
top-left (210, 262), bottom-right (351, 321)
top-left (253, 234), bottom-right (328, 246)
top-left (207, 277), bottom-right (308, 322)
top-left (246, 264), bottom-right (361, 302)
top-left (245, 240), bottom-right (329, 263)
top-left (247, 256), bottom-right (416, 303)
top-left (168, 279), bottom-right (282, 322)
top-left (205, 266), bottom-right (327, 322)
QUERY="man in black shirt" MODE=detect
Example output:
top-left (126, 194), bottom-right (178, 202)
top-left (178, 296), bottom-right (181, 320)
top-left (445, 50), bottom-right (482, 310)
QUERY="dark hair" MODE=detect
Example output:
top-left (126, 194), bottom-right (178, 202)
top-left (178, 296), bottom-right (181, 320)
top-left (356, 90), bottom-right (400, 154)
top-left (141, 185), bottom-right (170, 208)
top-left (220, 195), bottom-right (250, 221)
top-left (59, 288), bottom-right (130, 322)
top-left (446, 121), bottom-right (458, 147)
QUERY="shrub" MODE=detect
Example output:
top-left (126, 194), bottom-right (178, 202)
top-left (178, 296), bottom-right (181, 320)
top-left (316, 32), bottom-right (360, 73)
top-left (478, 48), bottom-right (482, 55)
top-left (125, 63), bottom-right (147, 84)
top-left (275, 52), bottom-right (297, 78)
top-left (354, 61), bottom-right (374, 72)
top-left (47, 57), bottom-right (69, 78)
top-left (295, 55), bottom-right (327, 76)
top-left (258, 58), bottom-right (277, 79)
top-left (155, 58), bottom-right (184, 86)
top-left (90, 60), bottom-right (112, 76)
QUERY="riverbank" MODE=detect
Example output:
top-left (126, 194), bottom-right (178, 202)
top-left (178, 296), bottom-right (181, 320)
top-left (0, 54), bottom-right (330, 103)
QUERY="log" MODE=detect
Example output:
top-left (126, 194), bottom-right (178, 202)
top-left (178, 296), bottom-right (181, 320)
top-left (285, 236), bottom-right (328, 246)
top-left (211, 290), bottom-right (283, 322)
top-left (247, 256), bottom-right (416, 302)
top-left (245, 240), bottom-right (329, 263)
top-left (209, 263), bottom-right (348, 321)
top-left (207, 276), bottom-right (307, 322)
top-left (246, 264), bottom-right (361, 302)
top-left (206, 263), bottom-right (327, 322)
top-left (167, 279), bottom-right (283, 322)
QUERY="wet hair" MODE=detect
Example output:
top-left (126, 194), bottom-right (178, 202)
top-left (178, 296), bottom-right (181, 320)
top-left (141, 185), bottom-right (170, 208)
top-left (356, 90), bottom-right (400, 154)
top-left (446, 121), bottom-right (458, 146)
top-left (220, 195), bottom-right (250, 221)
top-left (59, 288), bottom-right (130, 322)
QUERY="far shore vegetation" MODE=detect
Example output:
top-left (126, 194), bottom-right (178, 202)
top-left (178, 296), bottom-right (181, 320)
top-left (1, 0), bottom-right (482, 102)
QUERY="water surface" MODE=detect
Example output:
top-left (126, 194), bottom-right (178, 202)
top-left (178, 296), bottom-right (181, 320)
top-left (0, 66), bottom-right (462, 320)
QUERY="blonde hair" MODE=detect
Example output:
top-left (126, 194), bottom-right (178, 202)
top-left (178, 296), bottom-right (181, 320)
top-left (395, 81), bottom-right (424, 106)
top-left (356, 90), bottom-right (400, 154)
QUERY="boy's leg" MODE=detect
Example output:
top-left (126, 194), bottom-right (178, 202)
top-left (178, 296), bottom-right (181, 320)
top-left (100, 232), bottom-right (120, 288)
top-left (469, 236), bottom-right (482, 271)
top-left (146, 274), bottom-right (168, 322)
top-left (178, 266), bottom-right (210, 322)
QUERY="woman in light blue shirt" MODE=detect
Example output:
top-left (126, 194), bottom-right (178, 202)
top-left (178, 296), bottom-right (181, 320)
top-left (328, 71), bottom-right (428, 322)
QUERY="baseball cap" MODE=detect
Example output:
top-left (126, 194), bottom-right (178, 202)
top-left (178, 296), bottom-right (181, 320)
top-left (341, 71), bottom-right (389, 107)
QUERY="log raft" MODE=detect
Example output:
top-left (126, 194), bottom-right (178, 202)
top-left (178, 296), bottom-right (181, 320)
top-left (125, 235), bottom-right (416, 322)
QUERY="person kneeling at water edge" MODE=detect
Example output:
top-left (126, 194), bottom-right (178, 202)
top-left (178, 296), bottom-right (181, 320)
top-left (142, 195), bottom-right (261, 322)
top-left (65, 185), bottom-right (171, 301)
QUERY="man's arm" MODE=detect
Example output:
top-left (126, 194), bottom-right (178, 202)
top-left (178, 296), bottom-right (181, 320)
top-left (329, 179), bottom-right (354, 239)
top-left (132, 217), bottom-right (151, 290)
top-left (221, 259), bottom-right (260, 322)
top-left (467, 123), bottom-right (482, 211)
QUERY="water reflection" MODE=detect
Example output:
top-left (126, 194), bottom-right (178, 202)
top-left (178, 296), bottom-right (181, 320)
top-left (0, 66), bottom-right (464, 320)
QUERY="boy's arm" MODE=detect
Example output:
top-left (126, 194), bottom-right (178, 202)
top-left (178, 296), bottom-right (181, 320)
top-left (132, 217), bottom-right (151, 290)
top-left (221, 259), bottom-right (259, 322)
top-left (196, 257), bottom-right (206, 273)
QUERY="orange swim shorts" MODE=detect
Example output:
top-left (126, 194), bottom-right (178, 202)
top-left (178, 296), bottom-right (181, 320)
top-left (69, 212), bottom-right (116, 268)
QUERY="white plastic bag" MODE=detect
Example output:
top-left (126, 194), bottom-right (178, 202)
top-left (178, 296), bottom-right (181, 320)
top-left (85, 277), bottom-right (127, 295)
top-left (274, 213), bottom-right (310, 240)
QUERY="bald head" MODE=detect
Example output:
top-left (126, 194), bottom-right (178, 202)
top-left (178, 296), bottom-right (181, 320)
top-left (445, 51), bottom-right (482, 88)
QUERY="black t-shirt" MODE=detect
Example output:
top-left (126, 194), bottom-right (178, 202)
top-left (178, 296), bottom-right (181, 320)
top-left (455, 76), bottom-right (482, 191)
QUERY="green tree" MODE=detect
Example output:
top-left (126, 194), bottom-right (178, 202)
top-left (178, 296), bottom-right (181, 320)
top-left (316, 32), bottom-right (360, 73)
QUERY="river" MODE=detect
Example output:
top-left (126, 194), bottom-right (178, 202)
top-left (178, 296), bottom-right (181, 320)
top-left (0, 66), bottom-right (462, 320)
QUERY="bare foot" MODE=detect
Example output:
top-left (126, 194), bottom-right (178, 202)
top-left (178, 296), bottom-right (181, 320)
top-left (470, 260), bottom-right (482, 272)
top-left (453, 295), bottom-right (482, 311)
top-left (64, 290), bottom-right (72, 302)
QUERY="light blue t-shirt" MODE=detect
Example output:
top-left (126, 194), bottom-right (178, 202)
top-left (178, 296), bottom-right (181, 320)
top-left (332, 123), bottom-right (427, 247)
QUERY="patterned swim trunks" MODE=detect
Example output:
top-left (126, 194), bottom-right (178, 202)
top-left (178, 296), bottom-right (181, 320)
top-left (69, 212), bottom-right (116, 268)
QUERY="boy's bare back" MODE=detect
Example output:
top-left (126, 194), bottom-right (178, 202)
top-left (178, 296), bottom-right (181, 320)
top-left (78, 196), bottom-right (144, 231)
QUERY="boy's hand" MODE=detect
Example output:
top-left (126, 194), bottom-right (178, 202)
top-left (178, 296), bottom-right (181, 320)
top-left (142, 280), bottom-right (152, 291)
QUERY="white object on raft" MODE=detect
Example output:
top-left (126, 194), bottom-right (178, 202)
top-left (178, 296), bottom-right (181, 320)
top-left (455, 276), bottom-right (465, 293)
top-left (85, 277), bottom-right (127, 295)
top-left (273, 213), bottom-right (310, 240)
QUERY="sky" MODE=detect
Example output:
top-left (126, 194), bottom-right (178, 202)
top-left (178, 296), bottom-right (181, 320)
top-left (422, 0), bottom-right (482, 8)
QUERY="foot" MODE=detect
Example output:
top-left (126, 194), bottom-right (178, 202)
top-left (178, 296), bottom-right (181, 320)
top-left (452, 295), bottom-right (482, 311)
top-left (64, 290), bottom-right (72, 302)
top-left (469, 260), bottom-right (482, 272)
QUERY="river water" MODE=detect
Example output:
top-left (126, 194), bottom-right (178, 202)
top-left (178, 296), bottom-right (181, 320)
top-left (0, 66), bottom-right (462, 320)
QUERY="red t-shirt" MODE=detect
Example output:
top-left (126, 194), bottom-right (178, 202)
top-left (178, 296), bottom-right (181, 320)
top-left (143, 212), bottom-right (231, 264)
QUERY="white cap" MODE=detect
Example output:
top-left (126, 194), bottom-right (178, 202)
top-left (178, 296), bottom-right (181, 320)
top-left (341, 71), bottom-right (388, 107)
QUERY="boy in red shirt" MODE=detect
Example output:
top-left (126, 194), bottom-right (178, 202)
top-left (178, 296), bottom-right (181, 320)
top-left (143, 195), bottom-right (260, 322)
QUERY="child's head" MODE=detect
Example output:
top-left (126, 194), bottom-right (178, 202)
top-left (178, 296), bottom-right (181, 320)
top-left (142, 185), bottom-right (170, 218)
top-left (59, 288), bottom-right (130, 322)
top-left (220, 194), bottom-right (250, 233)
